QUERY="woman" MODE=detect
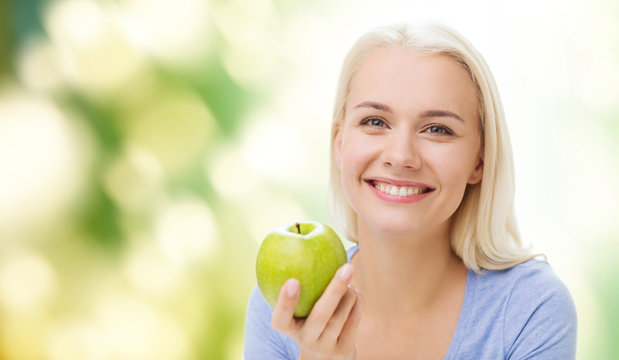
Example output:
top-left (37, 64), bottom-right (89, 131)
top-left (244, 23), bottom-right (577, 359)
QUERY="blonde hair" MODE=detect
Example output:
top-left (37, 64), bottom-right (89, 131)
top-left (328, 23), bottom-right (537, 272)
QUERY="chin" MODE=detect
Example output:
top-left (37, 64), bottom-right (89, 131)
top-left (360, 214), bottom-right (424, 239)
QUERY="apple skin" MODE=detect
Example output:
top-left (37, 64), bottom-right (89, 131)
top-left (256, 221), bottom-right (347, 318)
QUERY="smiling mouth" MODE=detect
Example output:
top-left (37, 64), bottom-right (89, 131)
top-left (366, 180), bottom-right (434, 197)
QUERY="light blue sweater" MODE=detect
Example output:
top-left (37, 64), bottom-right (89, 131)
top-left (244, 245), bottom-right (577, 359)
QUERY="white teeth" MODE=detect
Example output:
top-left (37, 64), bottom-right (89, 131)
top-left (373, 182), bottom-right (425, 197)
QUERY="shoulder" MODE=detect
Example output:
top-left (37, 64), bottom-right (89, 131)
top-left (473, 258), bottom-right (577, 329)
top-left (472, 259), bottom-right (574, 306)
top-left (476, 258), bottom-right (557, 285)
top-left (474, 259), bottom-right (577, 359)
top-left (244, 286), bottom-right (300, 360)
top-left (480, 259), bottom-right (575, 318)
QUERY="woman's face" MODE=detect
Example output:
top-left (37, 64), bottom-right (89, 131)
top-left (334, 47), bottom-right (483, 239)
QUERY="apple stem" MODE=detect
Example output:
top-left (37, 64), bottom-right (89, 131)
top-left (295, 222), bottom-right (301, 234)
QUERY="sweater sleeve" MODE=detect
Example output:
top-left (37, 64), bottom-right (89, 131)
top-left (243, 286), bottom-right (300, 360)
top-left (503, 262), bottom-right (577, 360)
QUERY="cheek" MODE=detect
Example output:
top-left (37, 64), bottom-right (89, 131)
top-left (428, 142), bottom-right (479, 188)
top-left (339, 133), bottom-right (379, 175)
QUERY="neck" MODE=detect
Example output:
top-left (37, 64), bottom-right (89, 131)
top-left (351, 220), bottom-right (466, 325)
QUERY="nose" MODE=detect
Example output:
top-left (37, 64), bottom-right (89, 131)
top-left (381, 130), bottom-right (421, 171)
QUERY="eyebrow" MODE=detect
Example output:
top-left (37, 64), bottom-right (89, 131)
top-left (353, 101), bottom-right (464, 122)
top-left (419, 110), bottom-right (464, 122)
top-left (354, 101), bottom-right (393, 113)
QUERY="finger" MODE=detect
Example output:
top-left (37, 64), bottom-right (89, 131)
top-left (318, 285), bottom-right (359, 343)
top-left (271, 278), bottom-right (302, 334)
top-left (303, 263), bottom-right (354, 340)
top-left (337, 288), bottom-right (364, 350)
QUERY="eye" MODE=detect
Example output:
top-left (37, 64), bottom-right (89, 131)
top-left (424, 124), bottom-right (453, 135)
top-left (361, 117), bottom-right (388, 128)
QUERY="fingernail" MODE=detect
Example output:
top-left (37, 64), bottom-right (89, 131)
top-left (338, 263), bottom-right (353, 281)
top-left (286, 279), bottom-right (300, 298)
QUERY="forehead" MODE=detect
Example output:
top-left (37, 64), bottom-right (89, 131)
top-left (347, 47), bottom-right (478, 114)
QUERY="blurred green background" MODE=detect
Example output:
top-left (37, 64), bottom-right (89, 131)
top-left (0, 0), bottom-right (618, 359)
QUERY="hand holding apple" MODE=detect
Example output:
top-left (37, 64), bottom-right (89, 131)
top-left (271, 263), bottom-right (363, 360)
top-left (255, 221), bottom-right (348, 317)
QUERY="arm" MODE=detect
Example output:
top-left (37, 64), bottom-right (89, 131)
top-left (503, 263), bottom-right (577, 360)
top-left (244, 286), bottom-right (299, 360)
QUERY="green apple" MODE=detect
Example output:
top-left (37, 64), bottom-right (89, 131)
top-left (256, 221), bottom-right (347, 317)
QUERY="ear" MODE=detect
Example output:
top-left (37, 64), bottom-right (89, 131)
top-left (467, 158), bottom-right (483, 184)
top-left (333, 127), bottom-right (343, 170)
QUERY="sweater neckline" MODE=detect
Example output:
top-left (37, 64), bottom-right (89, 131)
top-left (346, 244), bottom-right (475, 359)
top-left (444, 268), bottom-right (475, 359)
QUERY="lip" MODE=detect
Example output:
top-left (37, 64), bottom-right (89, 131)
top-left (364, 177), bottom-right (435, 204)
top-left (366, 177), bottom-right (434, 188)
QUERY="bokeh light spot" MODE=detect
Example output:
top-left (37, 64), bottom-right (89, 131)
top-left (124, 239), bottom-right (184, 295)
top-left (207, 145), bottom-right (260, 202)
top-left (155, 198), bottom-right (219, 265)
top-left (103, 145), bottom-right (164, 213)
top-left (17, 38), bottom-right (65, 93)
top-left (241, 117), bottom-right (308, 184)
top-left (0, 91), bottom-right (91, 235)
top-left (126, 93), bottom-right (215, 173)
top-left (114, 0), bottom-right (212, 67)
top-left (0, 251), bottom-right (57, 313)
top-left (45, 0), bottom-right (145, 94)
top-left (213, 0), bottom-right (281, 87)
top-left (95, 296), bottom-right (189, 359)
top-left (46, 322), bottom-right (108, 360)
